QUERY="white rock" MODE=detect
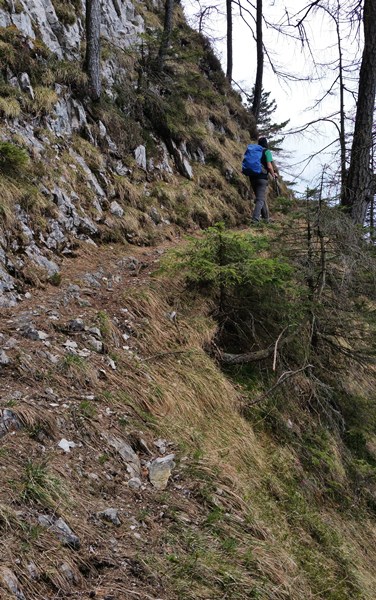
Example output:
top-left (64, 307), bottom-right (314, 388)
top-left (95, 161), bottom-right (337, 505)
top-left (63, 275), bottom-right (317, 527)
top-left (106, 434), bottom-right (141, 478)
top-left (58, 438), bottom-right (76, 453)
top-left (0, 350), bottom-right (10, 365)
top-left (128, 477), bottom-right (142, 490)
top-left (110, 201), bottom-right (124, 218)
top-left (149, 454), bottom-right (175, 490)
top-left (19, 72), bottom-right (34, 99)
top-left (0, 566), bottom-right (26, 600)
top-left (135, 145), bottom-right (147, 169)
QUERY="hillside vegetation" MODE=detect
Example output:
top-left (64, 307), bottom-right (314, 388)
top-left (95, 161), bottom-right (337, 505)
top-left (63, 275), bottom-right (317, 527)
top-left (0, 1), bottom-right (376, 600)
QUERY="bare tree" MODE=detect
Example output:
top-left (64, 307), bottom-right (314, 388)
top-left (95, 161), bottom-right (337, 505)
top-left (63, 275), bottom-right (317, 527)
top-left (157, 0), bottom-right (175, 72)
top-left (225, 0), bottom-right (233, 82)
top-left (251, 0), bottom-right (263, 121)
top-left (85, 0), bottom-right (102, 101)
top-left (343, 0), bottom-right (376, 223)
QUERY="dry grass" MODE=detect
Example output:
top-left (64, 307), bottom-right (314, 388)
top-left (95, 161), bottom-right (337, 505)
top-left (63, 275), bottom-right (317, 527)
top-left (0, 96), bottom-right (21, 118)
top-left (0, 240), bottom-right (375, 599)
top-left (0, 175), bottom-right (24, 223)
top-left (72, 135), bottom-right (105, 172)
top-left (113, 174), bottom-right (143, 208)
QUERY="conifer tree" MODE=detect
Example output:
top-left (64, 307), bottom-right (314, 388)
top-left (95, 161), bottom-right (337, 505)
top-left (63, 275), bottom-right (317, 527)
top-left (157, 0), bottom-right (175, 72)
top-left (247, 88), bottom-right (289, 148)
top-left (85, 0), bottom-right (101, 101)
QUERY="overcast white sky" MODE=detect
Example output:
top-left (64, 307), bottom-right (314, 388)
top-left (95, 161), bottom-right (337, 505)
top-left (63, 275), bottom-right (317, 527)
top-left (183, 0), bottom-right (362, 195)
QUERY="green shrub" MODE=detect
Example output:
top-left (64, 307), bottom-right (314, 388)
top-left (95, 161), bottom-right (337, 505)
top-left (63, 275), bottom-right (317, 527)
top-left (0, 141), bottom-right (29, 174)
top-left (162, 223), bottom-right (291, 290)
top-left (161, 224), bottom-right (299, 354)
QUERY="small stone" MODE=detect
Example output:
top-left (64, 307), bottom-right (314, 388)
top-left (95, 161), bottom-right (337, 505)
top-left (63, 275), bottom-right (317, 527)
top-left (107, 357), bottom-right (117, 370)
top-left (0, 409), bottom-right (22, 439)
top-left (59, 562), bottom-right (77, 583)
top-left (106, 434), bottom-right (141, 478)
top-left (87, 327), bottom-right (102, 338)
top-left (63, 340), bottom-right (78, 351)
top-left (134, 145), bottom-right (147, 169)
top-left (154, 438), bottom-right (168, 455)
top-left (98, 121), bottom-right (107, 138)
top-left (128, 477), bottom-right (142, 490)
top-left (87, 336), bottom-right (103, 353)
top-left (0, 566), bottom-right (26, 599)
top-left (68, 318), bottom-right (85, 331)
top-left (22, 327), bottom-right (48, 341)
top-left (98, 508), bottom-right (121, 526)
top-left (150, 207), bottom-right (161, 225)
top-left (38, 515), bottom-right (80, 549)
top-left (148, 454), bottom-right (175, 490)
top-left (58, 438), bottom-right (76, 453)
top-left (110, 201), bottom-right (124, 218)
top-left (19, 72), bottom-right (34, 100)
top-left (0, 350), bottom-right (10, 365)
top-left (45, 352), bottom-right (60, 364)
top-left (27, 562), bottom-right (39, 580)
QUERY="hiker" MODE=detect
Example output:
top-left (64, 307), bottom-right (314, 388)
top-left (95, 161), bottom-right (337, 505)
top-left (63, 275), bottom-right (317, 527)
top-left (242, 137), bottom-right (279, 224)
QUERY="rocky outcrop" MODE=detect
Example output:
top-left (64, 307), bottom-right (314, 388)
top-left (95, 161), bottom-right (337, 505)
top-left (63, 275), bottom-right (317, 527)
top-left (0, 0), bottom-right (144, 59)
top-left (0, 0), bottom-right (202, 307)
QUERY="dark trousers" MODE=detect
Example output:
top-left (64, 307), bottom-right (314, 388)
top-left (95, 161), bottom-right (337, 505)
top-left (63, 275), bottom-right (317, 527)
top-left (250, 177), bottom-right (269, 222)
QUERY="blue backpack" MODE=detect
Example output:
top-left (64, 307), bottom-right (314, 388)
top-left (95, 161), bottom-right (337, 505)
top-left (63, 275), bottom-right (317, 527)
top-left (242, 144), bottom-right (265, 177)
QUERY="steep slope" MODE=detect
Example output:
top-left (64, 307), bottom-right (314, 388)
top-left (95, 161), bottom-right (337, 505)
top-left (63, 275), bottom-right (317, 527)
top-left (1, 217), bottom-right (376, 600)
top-left (1, 2), bottom-right (376, 600)
top-left (0, 0), bottom-right (255, 307)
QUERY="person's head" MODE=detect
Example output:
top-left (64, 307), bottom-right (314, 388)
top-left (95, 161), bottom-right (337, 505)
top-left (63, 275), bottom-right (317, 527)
top-left (258, 137), bottom-right (268, 148)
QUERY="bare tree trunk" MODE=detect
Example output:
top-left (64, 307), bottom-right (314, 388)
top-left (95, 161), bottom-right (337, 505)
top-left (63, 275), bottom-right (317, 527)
top-left (343, 0), bottom-right (376, 223)
top-left (225, 0), bottom-right (233, 82)
top-left (251, 0), bottom-right (263, 122)
top-left (336, 0), bottom-right (346, 204)
top-left (85, 0), bottom-right (101, 101)
top-left (157, 0), bottom-right (174, 72)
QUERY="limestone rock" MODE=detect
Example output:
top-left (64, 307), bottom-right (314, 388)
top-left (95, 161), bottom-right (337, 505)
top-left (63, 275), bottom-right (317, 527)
top-left (172, 142), bottom-right (193, 180)
top-left (106, 434), bottom-right (141, 478)
top-left (149, 454), bottom-right (175, 490)
top-left (110, 201), bottom-right (124, 218)
top-left (87, 326), bottom-right (101, 338)
top-left (135, 145), bottom-right (147, 169)
top-left (22, 326), bottom-right (48, 341)
top-left (38, 514), bottom-right (80, 549)
top-left (98, 508), bottom-right (121, 526)
top-left (150, 207), bottom-right (162, 225)
top-left (19, 72), bottom-right (34, 99)
top-left (87, 336), bottom-right (103, 353)
top-left (128, 477), bottom-right (142, 490)
top-left (0, 349), bottom-right (11, 365)
top-left (68, 318), bottom-right (85, 332)
top-left (0, 409), bottom-right (22, 438)
top-left (0, 566), bottom-right (26, 600)
top-left (59, 561), bottom-right (77, 584)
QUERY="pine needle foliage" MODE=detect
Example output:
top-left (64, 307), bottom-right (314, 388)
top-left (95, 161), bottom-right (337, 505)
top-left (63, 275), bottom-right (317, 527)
top-left (0, 141), bottom-right (28, 174)
top-left (161, 224), bottom-right (298, 354)
top-left (163, 223), bottom-right (291, 292)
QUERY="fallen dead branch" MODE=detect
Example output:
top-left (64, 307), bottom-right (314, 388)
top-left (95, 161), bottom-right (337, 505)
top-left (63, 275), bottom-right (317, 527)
top-left (248, 364), bottom-right (314, 406)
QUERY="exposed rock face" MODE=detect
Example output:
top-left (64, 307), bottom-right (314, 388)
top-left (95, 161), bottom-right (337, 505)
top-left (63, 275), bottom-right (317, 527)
top-left (0, 0), bottom-right (197, 307)
top-left (0, 0), bottom-right (144, 59)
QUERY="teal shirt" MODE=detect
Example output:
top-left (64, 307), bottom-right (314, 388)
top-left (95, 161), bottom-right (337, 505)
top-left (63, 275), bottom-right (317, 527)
top-left (264, 149), bottom-right (273, 163)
